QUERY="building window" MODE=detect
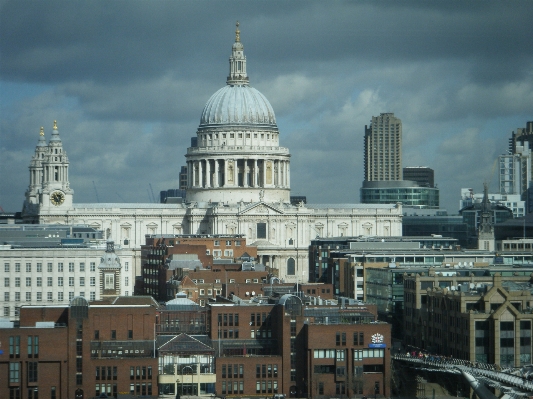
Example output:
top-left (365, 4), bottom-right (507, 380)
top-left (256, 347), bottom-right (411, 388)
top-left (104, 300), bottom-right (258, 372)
top-left (105, 274), bottom-right (114, 290)
top-left (287, 258), bottom-right (295, 275)
top-left (111, 330), bottom-right (116, 340)
top-left (15, 263), bottom-right (20, 272)
top-left (58, 277), bottom-right (63, 287)
top-left (69, 277), bottom-right (74, 287)
top-left (128, 330), bottom-right (133, 339)
top-left (69, 262), bottom-right (75, 272)
top-left (9, 362), bottom-right (20, 383)
top-left (28, 361), bottom-right (38, 382)
top-left (26, 277), bottom-right (31, 287)
top-left (257, 223), bottom-right (267, 239)
top-left (15, 292), bottom-right (20, 302)
top-left (26, 292), bottom-right (31, 301)
top-left (125, 277), bottom-right (129, 287)
top-left (36, 277), bottom-right (42, 287)
top-left (80, 262), bottom-right (85, 272)
top-left (58, 263), bottom-right (63, 272)
top-left (125, 262), bottom-right (129, 272)
top-left (80, 277), bottom-right (85, 287)
top-left (47, 263), bottom-right (52, 272)
top-left (4, 263), bottom-right (9, 272)
top-left (214, 240), bottom-right (220, 246)
top-left (36, 292), bottom-right (42, 301)
top-left (47, 277), bottom-right (53, 287)
top-left (15, 277), bottom-right (20, 287)
top-left (26, 263), bottom-right (31, 272)
top-left (4, 277), bottom-right (9, 287)
top-left (90, 292), bottom-right (96, 301)
top-left (90, 262), bottom-right (96, 272)
top-left (36, 263), bottom-right (42, 272)
top-left (58, 292), bottom-right (64, 301)
top-left (90, 277), bottom-right (96, 286)
top-left (47, 292), bottom-right (53, 301)
top-left (9, 336), bottom-right (20, 357)
top-left (69, 292), bottom-right (74, 300)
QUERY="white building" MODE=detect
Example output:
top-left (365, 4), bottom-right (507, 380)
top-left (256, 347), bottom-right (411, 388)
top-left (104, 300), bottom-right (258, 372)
top-left (21, 24), bottom-right (402, 283)
top-left (460, 188), bottom-right (525, 218)
top-left (0, 241), bottom-right (135, 321)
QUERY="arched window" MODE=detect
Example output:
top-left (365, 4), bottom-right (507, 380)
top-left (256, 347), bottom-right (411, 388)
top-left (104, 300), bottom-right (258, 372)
top-left (287, 258), bottom-right (295, 275)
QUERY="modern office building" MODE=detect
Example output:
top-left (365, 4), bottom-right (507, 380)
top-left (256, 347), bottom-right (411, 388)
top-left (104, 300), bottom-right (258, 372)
top-left (402, 166), bottom-right (434, 188)
top-left (403, 272), bottom-right (533, 367)
top-left (508, 121), bottom-right (533, 155)
top-left (402, 209), bottom-right (469, 247)
top-left (179, 165), bottom-right (188, 190)
top-left (364, 113), bottom-right (402, 182)
top-left (360, 180), bottom-right (440, 208)
top-left (361, 115), bottom-right (439, 208)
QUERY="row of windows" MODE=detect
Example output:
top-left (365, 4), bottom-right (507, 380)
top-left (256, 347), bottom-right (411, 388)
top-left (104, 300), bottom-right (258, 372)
top-left (202, 132), bottom-right (274, 141)
top-left (95, 329), bottom-right (134, 340)
top-left (3, 276), bottom-right (103, 287)
top-left (221, 364), bottom-right (243, 378)
top-left (221, 380), bottom-right (244, 394)
top-left (213, 240), bottom-right (241, 246)
top-left (218, 313), bottom-right (240, 326)
top-left (255, 364), bottom-right (279, 378)
top-left (4, 262), bottom-right (98, 273)
top-left (96, 383), bottom-right (152, 398)
top-left (335, 332), bottom-right (365, 346)
top-left (129, 366), bottom-right (153, 379)
top-left (4, 291), bottom-right (97, 302)
top-left (255, 380), bottom-right (279, 394)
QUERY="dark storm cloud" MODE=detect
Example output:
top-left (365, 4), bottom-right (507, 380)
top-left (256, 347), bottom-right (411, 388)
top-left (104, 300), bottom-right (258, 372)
top-left (1, 0), bottom-right (532, 212)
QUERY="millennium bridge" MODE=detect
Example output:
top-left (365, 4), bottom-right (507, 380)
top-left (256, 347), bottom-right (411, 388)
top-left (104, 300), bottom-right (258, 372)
top-left (393, 354), bottom-right (533, 399)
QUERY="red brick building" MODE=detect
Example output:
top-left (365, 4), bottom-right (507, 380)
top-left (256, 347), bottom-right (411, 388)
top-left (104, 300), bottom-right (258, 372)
top-left (139, 234), bottom-right (259, 301)
top-left (0, 296), bottom-right (159, 399)
top-left (207, 295), bottom-right (391, 399)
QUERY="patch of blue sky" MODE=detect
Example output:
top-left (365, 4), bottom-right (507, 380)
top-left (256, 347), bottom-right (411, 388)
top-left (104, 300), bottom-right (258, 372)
top-left (0, 81), bottom-right (52, 108)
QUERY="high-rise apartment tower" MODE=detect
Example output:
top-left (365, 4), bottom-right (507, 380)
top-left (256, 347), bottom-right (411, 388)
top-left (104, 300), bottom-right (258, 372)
top-left (364, 113), bottom-right (402, 181)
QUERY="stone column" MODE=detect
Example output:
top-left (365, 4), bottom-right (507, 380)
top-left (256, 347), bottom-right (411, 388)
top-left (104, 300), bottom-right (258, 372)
top-left (213, 160), bottom-right (219, 188)
top-left (276, 160), bottom-right (281, 187)
top-left (262, 160), bottom-right (266, 187)
top-left (198, 160), bottom-right (203, 188)
top-left (253, 159), bottom-right (258, 187)
top-left (205, 159), bottom-right (211, 188)
top-left (244, 159), bottom-right (249, 187)
top-left (286, 161), bottom-right (290, 188)
top-left (192, 161), bottom-right (196, 187)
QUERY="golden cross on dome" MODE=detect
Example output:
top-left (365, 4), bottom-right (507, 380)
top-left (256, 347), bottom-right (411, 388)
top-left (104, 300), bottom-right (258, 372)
top-left (235, 21), bottom-right (240, 42)
top-left (40, 126), bottom-right (44, 136)
top-left (53, 120), bottom-right (58, 130)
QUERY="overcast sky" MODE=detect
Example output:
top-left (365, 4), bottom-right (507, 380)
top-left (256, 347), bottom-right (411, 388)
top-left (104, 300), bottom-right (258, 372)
top-left (1, 0), bottom-right (532, 213)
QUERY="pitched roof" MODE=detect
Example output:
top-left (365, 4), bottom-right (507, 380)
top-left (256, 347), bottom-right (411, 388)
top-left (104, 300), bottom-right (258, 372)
top-left (158, 333), bottom-right (215, 354)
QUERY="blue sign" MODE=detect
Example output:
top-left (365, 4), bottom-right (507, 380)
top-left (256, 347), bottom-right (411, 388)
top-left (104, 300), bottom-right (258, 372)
top-left (0, 350), bottom-right (4, 355)
top-left (368, 343), bottom-right (386, 348)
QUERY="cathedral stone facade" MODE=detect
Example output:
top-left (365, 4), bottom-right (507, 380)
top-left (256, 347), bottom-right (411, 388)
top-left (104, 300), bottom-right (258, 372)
top-left (22, 24), bottom-right (402, 282)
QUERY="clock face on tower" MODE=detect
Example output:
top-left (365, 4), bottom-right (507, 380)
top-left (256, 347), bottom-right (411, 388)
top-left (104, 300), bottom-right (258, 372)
top-left (50, 191), bottom-right (65, 206)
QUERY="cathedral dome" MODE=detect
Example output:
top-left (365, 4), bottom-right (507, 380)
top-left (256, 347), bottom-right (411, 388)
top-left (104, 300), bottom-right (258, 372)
top-left (200, 85), bottom-right (277, 127)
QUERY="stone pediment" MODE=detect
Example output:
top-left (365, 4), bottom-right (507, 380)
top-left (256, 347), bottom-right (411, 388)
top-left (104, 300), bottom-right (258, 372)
top-left (238, 201), bottom-right (284, 215)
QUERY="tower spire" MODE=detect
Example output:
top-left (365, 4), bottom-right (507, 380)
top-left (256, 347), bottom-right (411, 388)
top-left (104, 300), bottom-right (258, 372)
top-left (235, 21), bottom-right (240, 42)
top-left (227, 21), bottom-right (249, 86)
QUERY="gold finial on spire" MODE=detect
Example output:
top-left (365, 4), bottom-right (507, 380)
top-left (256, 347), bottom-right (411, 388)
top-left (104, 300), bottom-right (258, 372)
top-left (40, 127), bottom-right (44, 136)
top-left (235, 21), bottom-right (240, 42)
top-left (53, 120), bottom-right (57, 130)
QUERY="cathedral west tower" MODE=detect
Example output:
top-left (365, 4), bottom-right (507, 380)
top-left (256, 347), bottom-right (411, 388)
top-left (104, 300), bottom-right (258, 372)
top-left (185, 22), bottom-right (291, 204)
